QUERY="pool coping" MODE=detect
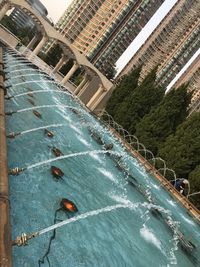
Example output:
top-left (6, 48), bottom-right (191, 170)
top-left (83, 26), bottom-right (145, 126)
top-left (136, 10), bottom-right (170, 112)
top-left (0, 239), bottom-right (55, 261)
top-left (0, 46), bottom-right (12, 267)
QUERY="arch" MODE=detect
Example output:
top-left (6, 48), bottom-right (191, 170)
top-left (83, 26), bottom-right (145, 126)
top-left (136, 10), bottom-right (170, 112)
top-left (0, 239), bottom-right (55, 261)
top-left (8, 0), bottom-right (113, 91)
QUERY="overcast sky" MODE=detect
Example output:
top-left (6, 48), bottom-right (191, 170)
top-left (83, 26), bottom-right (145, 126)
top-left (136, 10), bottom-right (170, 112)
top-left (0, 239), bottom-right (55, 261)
top-left (40, 0), bottom-right (73, 22)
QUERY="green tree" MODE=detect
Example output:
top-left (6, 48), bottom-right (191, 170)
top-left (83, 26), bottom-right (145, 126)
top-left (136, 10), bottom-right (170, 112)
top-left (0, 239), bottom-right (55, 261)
top-left (106, 66), bottom-right (142, 117)
top-left (159, 112), bottom-right (200, 179)
top-left (1, 15), bottom-right (17, 32)
top-left (135, 84), bottom-right (191, 155)
top-left (39, 44), bottom-right (62, 67)
top-left (114, 67), bottom-right (164, 134)
top-left (188, 165), bottom-right (200, 209)
top-left (1, 15), bottom-right (35, 45)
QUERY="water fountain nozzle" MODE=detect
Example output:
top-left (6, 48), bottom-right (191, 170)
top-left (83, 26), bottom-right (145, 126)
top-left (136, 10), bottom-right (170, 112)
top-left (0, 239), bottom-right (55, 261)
top-left (5, 95), bottom-right (14, 100)
top-left (12, 232), bottom-right (38, 247)
top-left (5, 111), bottom-right (16, 116)
top-left (9, 167), bottom-right (26, 176)
top-left (7, 132), bottom-right (21, 138)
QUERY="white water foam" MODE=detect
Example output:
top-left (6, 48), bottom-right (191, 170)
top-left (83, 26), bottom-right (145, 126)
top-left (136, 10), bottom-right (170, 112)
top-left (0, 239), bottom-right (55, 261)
top-left (90, 151), bottom-right (104, 164)
top-left (150, 183), bottom-right (160, 190)
top-left (166, 199), bottom-right (176, 207)
top-left (97, 167), bottom-right (118, 184)
top-left (77, 134), bottom-right (91, 147)
top-left (109, 194), bottom-right (131, 206)
top-left (55, 110), bottom-right (72, 123)
top-left (180, 214), bottom-right (195, 226)
top-left (71, 124), bottom-right (83, 135)
top-left (140, 225), bottom-right (162, 251)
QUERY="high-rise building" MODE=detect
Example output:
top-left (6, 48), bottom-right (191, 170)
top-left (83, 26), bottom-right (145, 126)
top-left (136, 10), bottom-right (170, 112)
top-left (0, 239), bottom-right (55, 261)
top-left (9, 0), bottom-right (48, 29)
top-left (173, 53), bottom-right (200, 114)
top-left (44, 0), bottom-right (164, 77)
top-left (118, 0), bottom-right (200, 89)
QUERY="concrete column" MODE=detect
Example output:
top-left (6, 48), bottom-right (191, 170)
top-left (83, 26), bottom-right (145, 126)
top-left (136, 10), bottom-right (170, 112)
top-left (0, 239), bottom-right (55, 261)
top-left (61, 61), bottom-right (79, 85)
top-left (87, 84), bottom-right (105, 110)
top-left (52, 55), bottom-right (67, 73)
top-left (74, 74), bottom-right (88, 95)
top-left (77, 79), bottom-right (91, 97)
top-left (32, 35), bottom-right (48, 56)
top-left (0, 2), bottom-right (10, 21)
top-left (27, 34), bottom-right (39, 50)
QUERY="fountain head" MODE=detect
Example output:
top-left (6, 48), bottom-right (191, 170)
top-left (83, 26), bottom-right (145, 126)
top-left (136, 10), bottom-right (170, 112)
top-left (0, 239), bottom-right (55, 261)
top-left (27, 92), bottom-right (34, 98)
top-left (9, 167), bottom-right (26, 176)
top-left (7, 132), bottom-right (21, 138)
top-left (150, 207), bottom-right (163, 218)
top-left (60, 198), bottom-right (78, 213)
top-left (27, 99), bottom-right (35, 106)
top-left (44, 129), bottom-right (54, 138)
top-left (70, 108), bottom-right (80, 115)
top-left (12, 232), bottom-right (38, 247)
top-left (103, 143), bottom-right (114, 150)
top-left (5, 84), bottom-right (12, 89)
top-left (51, 166), bottom-right (64, 179)
top-left (51, 147), bottom-right (63, 157)
top-left (128, 178), bottom-right (137, 188)
top-left (89, 130), bottom-right (104, 145)
top-left (5, 111), bottom-right (17, 116)
top-left (33, 110), bottom-right (42, 119)
top-left (5, 95), bottom-right (14, 100)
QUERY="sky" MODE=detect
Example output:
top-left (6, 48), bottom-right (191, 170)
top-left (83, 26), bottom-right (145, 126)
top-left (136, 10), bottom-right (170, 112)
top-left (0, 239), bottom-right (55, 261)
top-left (40, 0), bottom-right (73, 22)
top-left (40, 0), bottom-right (197, 88)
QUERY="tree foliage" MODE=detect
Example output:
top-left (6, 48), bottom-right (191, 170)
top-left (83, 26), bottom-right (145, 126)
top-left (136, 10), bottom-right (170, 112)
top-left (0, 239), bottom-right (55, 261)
top-left (159, 112), bottom-right (200, 179)
top-left (106, 66), bottom-right (142, 117)
top-left (39, 44), bottom-right (62, 67)
top-left (114, 67), bottom-right (164, 134)
top-left (1, 15), bottom-right (35, 45)
top-left (135, 84), bottom-right (192, 155)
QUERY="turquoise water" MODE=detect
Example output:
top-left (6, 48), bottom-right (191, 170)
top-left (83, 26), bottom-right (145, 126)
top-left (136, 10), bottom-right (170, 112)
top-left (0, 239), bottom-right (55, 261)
top-left (4, 49), bottom-right (200, 267)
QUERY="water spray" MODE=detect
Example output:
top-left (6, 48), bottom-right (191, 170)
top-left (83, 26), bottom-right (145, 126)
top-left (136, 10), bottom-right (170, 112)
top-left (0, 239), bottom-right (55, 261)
top-left (12, 203), bottom-right (134, 247)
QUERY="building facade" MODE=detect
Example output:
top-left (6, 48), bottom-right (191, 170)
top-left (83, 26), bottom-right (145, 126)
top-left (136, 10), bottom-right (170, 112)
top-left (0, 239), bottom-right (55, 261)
top-left (118, 0), bottom-right (200, 89)
top-left (9, 0), bottom-right (48, 29)
top-left (44, 0), bottom-right (164, 77)
top-left (173, 53), bottom-right (200, 114)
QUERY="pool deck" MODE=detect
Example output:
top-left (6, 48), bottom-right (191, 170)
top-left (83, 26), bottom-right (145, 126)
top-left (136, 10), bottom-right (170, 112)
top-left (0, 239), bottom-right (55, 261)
top-left (109, 126), bottom-right (200, 223)
top-left (0, 47), bottom-right (12, 267)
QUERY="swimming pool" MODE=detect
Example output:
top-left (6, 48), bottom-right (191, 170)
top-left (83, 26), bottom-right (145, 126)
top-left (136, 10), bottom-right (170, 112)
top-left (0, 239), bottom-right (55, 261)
top-left (4, 48), bottom-right (200, 267)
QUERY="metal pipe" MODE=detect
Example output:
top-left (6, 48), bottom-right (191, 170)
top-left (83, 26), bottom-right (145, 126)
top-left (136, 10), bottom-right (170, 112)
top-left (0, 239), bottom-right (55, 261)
top-left (0, 46), bottom-right (12, 267)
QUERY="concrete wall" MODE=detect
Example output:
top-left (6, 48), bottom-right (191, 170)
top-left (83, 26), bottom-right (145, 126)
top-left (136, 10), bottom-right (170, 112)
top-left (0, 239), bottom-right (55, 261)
top-left (0, 24), bottom-right (20, 48)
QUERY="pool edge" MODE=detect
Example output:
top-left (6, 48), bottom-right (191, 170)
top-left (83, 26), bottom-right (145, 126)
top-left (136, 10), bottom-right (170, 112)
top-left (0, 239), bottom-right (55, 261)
top-left (0, 46), bottom-right (12, 267)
